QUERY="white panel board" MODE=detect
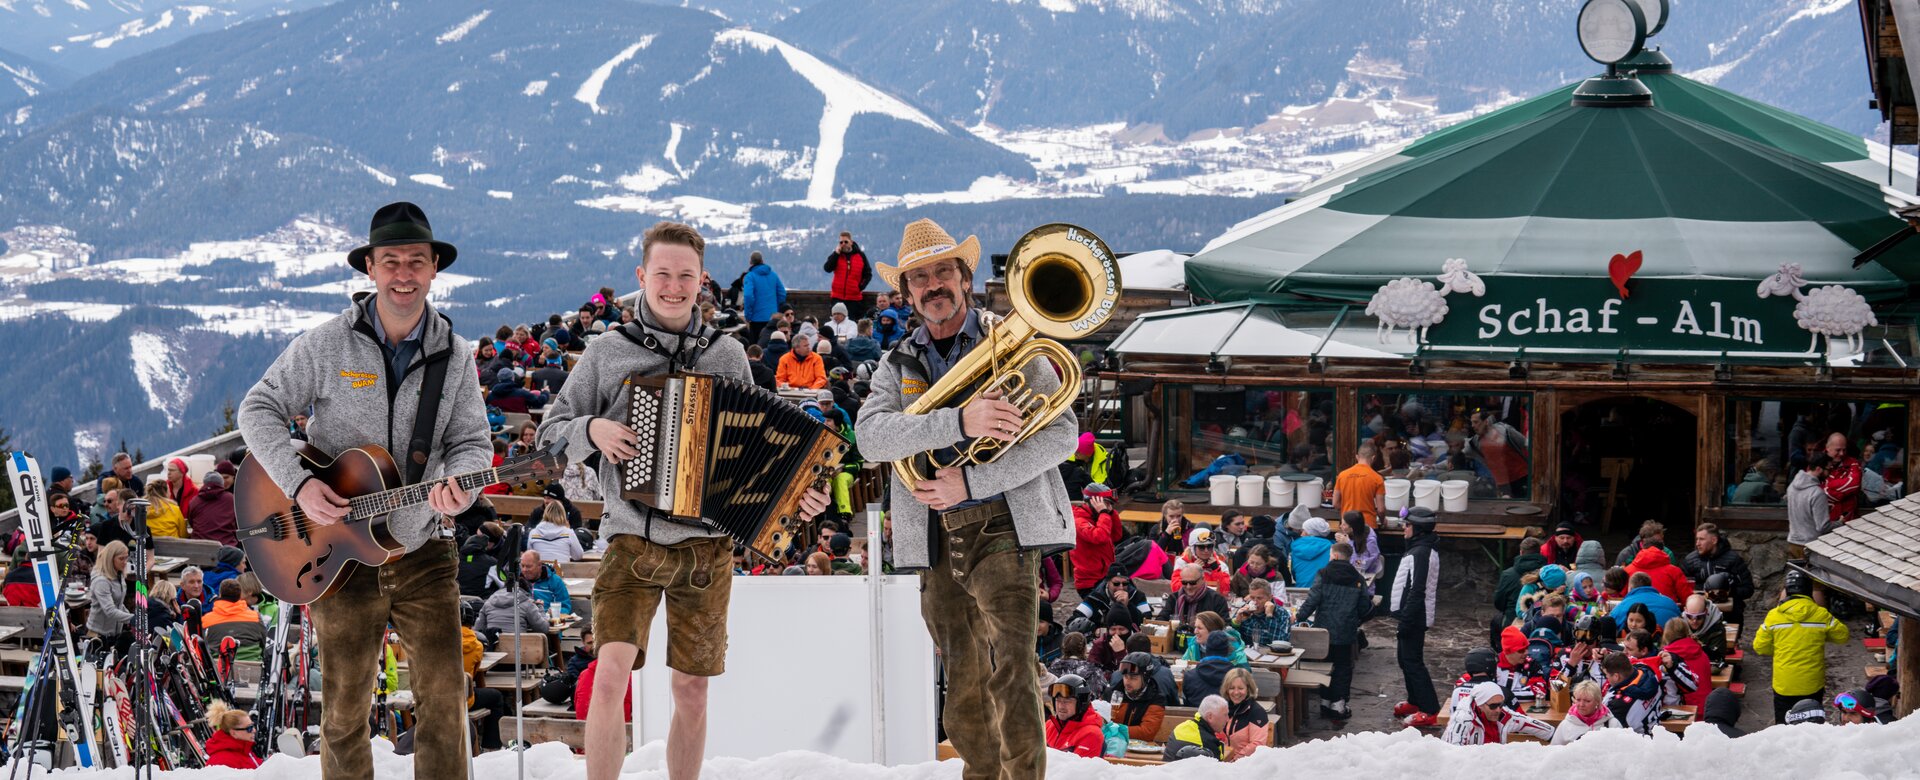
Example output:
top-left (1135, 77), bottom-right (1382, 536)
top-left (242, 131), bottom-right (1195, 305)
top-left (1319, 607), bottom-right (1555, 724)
top-left (631, 574), bottom-right (936, 764)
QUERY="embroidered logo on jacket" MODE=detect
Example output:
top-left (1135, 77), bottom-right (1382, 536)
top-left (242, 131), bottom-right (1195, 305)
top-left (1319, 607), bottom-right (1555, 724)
top-left (901, 378), bottom-right (927, 396)
top-left (340, 370), bottom-right (378, 389)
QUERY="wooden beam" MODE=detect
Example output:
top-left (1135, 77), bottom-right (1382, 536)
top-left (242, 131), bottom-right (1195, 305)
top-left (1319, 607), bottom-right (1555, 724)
top-left (1536, 389), bottom-right (1559, 507)
top-left (1901, 617), bottom-right (1919, 719)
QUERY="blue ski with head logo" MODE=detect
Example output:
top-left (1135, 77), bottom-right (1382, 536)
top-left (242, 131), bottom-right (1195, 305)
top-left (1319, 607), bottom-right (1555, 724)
top-left (4, 451), bottom-right (99, 770)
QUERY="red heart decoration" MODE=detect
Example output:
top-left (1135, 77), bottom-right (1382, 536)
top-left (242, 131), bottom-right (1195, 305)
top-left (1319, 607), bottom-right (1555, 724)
top-left (1608, 250), bottom-right (1642, 299)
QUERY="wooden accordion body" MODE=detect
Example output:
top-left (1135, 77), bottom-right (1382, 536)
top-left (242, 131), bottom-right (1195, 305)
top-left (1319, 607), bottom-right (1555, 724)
top-left (619, 372), bottom-right (848, 558)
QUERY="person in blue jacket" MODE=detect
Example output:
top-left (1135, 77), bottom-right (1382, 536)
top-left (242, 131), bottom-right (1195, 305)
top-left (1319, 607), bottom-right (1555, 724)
top-left (516, 550), bottom-right (575, 615)
top-left (740, 251), bottom-right (787, 343)
top-left (1290, 516), bottom-right (1334, 588)
top-left (1610, 571), bottom-right (1681, 626)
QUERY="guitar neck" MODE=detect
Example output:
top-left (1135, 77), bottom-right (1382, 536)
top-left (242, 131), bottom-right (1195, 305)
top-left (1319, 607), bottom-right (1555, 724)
top-left (349, 468), bottom-right (500, 519)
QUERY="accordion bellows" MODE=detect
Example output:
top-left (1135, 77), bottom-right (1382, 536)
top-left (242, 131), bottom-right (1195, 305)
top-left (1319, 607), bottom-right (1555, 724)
top-left (620, 372), bottom-right (848, 558)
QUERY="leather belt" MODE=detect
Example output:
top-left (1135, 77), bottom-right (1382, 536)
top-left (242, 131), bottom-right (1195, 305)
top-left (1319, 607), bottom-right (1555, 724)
top-left (937, 499), bottom-right (1012, 532)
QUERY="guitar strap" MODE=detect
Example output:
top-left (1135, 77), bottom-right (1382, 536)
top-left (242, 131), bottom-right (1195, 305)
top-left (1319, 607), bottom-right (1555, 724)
top-left (404, 350), bottom-right (451, 487)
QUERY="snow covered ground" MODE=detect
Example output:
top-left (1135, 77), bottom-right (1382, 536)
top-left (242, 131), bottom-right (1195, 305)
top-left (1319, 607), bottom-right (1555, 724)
top-left (34, 717), bottom-right (1918, 778)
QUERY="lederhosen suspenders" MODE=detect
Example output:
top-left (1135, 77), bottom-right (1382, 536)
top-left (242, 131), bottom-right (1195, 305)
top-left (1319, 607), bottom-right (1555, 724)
top-left (613, 319), bottom-right (720, 537)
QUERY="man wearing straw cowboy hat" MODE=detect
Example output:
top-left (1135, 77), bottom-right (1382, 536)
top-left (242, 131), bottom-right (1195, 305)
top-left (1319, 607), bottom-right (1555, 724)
top-left (856, 218), bottom-right (1078, 780)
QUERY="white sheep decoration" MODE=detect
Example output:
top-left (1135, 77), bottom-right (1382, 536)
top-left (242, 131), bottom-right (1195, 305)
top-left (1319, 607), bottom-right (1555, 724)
top-left (1366, 258), bottom-right (1486, 345)
top-left (1756, 262), bottom-right (1878, 355)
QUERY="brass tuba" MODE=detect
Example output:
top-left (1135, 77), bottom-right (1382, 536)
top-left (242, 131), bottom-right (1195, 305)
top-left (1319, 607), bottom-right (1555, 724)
top-left (893, 223), bottom-right (1123, 492)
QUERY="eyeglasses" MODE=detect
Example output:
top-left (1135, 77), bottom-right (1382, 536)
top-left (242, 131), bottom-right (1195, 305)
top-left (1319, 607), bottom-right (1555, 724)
top-left (902, 264), bottom-right (962, 288)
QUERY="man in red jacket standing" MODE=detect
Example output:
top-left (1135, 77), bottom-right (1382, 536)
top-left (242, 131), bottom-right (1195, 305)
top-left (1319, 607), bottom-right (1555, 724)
top-left (824, 231), bottom-right (873, 320)
top-left (1822, 432), bottom-right (1863, 524)
top-left (1071, 483), bottom-right (1122, 600)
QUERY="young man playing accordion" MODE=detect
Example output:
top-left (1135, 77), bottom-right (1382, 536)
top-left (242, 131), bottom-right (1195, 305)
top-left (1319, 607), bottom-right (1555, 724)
top-left (537, 222), bottom-right (827, 780)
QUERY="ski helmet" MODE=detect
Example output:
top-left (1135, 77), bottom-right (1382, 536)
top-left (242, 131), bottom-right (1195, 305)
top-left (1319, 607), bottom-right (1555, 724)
top-left (1785, 698), bottom-right (1826, 725)
top-left (1119, 652), bottom-right (1157, 675)
top-left (539, 675), bottom-right (573, 705)
top-left (1784, 569), bottom-right (1813, 598)
top-left (1464, 647), bottom-right (1498, 677)
top-left (1703, 572), bottom-right (1731, 593)
top-left (1048, 674), bottom-right (1092, 706)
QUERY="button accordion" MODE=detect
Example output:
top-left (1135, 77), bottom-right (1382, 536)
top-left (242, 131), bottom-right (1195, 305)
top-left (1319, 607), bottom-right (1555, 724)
top-left (619, 372), bottom-right (849, 559)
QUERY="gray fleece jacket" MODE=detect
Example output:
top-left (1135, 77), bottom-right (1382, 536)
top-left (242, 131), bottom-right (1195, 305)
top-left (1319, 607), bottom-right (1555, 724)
top-left (854, 315), bottom-right (1077, 570)
top-left (535, 303), bottom-right (751, 545)
top-left (237, 294), bottom-right (492, 554)
top-left (1786, 470), bottom-right (1830, 545)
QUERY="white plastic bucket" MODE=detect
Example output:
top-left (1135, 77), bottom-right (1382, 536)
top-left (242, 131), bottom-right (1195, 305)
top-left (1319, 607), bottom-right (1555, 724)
top-left (184, 454), bottom-right (217, 485)
top-left (1295, 477), bottom-right (1325, 508)
top-left (1208, 475), bottom-right (1236, 506)
top-left (1384, 478), bottom-right (1412, 511)
top-left (1237, 475), bottom-right (1265, 506)
top-left (1267, 476), bottom-right (1294, 508)
top-left (1413, 479), bottom-right (1443, 511)
top-left (1441, 479), bottom-right (1471, 512)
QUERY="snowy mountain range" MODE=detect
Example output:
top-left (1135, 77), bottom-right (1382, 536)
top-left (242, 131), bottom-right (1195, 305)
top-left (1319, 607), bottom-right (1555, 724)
top-left (0, 0), bottom-right (1888, 471)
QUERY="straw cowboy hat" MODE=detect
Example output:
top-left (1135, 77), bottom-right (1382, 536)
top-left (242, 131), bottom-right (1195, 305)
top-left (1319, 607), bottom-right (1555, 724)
top-left (875, 218), bottom-right (980, 289)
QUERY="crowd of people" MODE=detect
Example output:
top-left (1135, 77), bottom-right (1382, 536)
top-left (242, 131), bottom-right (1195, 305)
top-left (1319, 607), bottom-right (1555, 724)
top-left (1040, 454), bottom-right (1902, 759)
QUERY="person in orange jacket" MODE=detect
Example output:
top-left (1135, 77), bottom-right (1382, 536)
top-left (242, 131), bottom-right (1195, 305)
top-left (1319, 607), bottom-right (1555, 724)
top-left (1043, 675), bottom-right (1106, 758)
top-left (775, 333), bottom-right (828, 389)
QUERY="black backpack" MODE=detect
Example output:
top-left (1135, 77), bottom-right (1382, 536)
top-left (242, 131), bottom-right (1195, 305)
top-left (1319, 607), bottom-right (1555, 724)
top-left (1113, 536), bottom-right (1154, 581)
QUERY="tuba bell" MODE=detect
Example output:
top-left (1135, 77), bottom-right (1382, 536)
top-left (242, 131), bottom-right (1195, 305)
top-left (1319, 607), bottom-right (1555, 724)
top-left (892, 223), bottom-right (1123, 492)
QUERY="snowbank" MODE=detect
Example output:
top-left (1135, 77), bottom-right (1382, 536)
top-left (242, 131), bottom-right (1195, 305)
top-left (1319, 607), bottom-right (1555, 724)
top-left (39, 717), bottom-right (1918, 778)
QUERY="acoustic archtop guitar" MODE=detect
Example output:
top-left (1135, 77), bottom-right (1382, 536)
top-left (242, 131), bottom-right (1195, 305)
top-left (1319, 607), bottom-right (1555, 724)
top-left (235, 439), bottom-right (566, 604)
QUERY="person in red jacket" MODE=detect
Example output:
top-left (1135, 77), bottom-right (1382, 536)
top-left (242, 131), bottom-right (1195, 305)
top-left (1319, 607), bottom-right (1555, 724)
top-left (1, 550), bottom-right (39, 608)
top-left (202, 700), bottom-right (262, 769)
top-left (823, 232), bottom-right (874, 320)
top-left (1658, 618), bottom-right (1711, 709)
top-left (576, 657), bottom-right (633, 723)
top-left (1624, 545), bottom-right (1694, 604)
top-left (1822, 432), bottom-right (1864, 524)
top-left (1070, 483), bottom-right (1122, 599)
top-left (1043, 674), bottom-right (1106, 758)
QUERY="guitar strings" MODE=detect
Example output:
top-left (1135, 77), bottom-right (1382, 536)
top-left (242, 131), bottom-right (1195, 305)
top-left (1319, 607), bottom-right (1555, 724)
top-left (271, 469), bottom-right (502, 534)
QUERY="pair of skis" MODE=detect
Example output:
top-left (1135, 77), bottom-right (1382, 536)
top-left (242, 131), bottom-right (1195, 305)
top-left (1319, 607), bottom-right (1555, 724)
top-left (4, 453), bottom-right (98, 774)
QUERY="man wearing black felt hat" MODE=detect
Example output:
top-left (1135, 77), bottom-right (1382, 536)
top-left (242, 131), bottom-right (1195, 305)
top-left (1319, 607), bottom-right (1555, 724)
top-left (238, 201), bottom-right (492, 780)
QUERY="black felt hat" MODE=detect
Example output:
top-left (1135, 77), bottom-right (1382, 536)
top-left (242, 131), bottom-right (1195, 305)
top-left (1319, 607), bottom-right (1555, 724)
top-left (347, 201), bottom-right (458, 273)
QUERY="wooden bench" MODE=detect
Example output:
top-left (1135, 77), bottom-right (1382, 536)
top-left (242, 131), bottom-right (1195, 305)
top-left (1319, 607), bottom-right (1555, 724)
top-left (491, 495), bottom-right (606, 522)
top-left (152, 537), bottom-right (224, 567)
top-left (518, 698), bottom-right (576, 719)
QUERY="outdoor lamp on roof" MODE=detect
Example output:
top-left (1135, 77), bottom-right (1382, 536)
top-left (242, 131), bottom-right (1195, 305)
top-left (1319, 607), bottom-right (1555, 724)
top-left (1615, 0), bottom-right (1672, 72)
top-left (1572, 0), bottom-right (1654, 107)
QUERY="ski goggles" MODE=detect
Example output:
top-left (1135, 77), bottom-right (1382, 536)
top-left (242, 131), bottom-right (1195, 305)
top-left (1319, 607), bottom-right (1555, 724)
top-left (1834, 692), bottom-right (1870, 714)
top-left (1047, 682), bottom-right (1080, 700)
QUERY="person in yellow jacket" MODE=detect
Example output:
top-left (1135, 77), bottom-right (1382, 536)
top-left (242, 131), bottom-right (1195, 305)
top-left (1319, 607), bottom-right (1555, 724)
top-left (1753, 570), bottom-right (1849, 725)
top-left (141, 481), bottom-right (189, 538)
top-left (1161, 696), bottom-right (1231, 762)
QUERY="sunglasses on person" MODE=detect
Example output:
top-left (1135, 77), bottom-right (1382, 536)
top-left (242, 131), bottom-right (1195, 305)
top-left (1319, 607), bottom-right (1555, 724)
top-left (1181, 578), bottom-right (1203, 586)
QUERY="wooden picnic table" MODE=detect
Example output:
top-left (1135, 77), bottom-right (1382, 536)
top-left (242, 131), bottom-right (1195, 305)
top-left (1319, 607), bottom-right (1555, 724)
top-left (151, 556), bottom-right (189, 575)
top-left (565, 578), bottom-right (592, 599)
top-left (0, 626), bottom-right (22, 644)
top-left (1436, 703), bottom-right (1697, 738)
top-left (937, 739), bottom-right (1163, 766)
